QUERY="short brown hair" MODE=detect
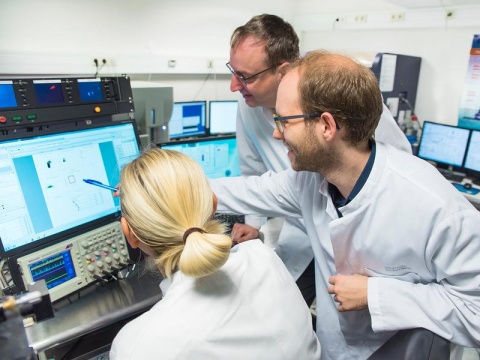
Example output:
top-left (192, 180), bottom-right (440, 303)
top-left (231, 14), bottom-right (300, 68)
top-left (290, 50), bottom-right (383, 145)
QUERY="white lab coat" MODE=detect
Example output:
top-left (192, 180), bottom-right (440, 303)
top-left (109, 240), bottom-right (320, 360)
top-left (236, 100), bottom-right (412, 280)
top-left (211, 142), bottom-right (480, 360)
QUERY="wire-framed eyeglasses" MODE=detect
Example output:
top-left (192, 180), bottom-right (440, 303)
top-left (273, 113), bottom-right (341, 134)
top-left (226, 62), bottom-right (277, 87)
top-left (273, 113), bottom-right (318, 134)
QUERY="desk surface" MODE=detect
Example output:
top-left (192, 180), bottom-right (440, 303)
top-left (26, 263), bottom-right (163, 353)
top-left (454, 179), bottom-right (480, 209)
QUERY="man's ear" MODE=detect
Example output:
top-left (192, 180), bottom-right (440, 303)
top-left (121, 217), bottom-right (140, 249)
top-left (320, 112), bottom-right (339, 142)
top-left (278, 62), bottom-right (291, 77)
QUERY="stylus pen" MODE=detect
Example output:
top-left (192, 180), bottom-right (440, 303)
top-left (83, 179), bottom-right (119, 192)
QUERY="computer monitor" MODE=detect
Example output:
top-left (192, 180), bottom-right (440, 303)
top-left (209, 100), bottom-right (238, 135)
top-left (464, 129), bottom-right (480, 182)
top-left (169, 101), bottom-right (207, 140)
top-left (158, 135), bottom-right (240, 179)
top-left (417, 121), bottom-right (470, 169)
top-left (0, 121), bottom-right (141, 257)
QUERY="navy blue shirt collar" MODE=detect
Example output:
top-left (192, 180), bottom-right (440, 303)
top-left (328, 140), bottom-right (376, 218)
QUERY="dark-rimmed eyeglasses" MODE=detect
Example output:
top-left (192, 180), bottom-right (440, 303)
top-left (273, 113), bottom-right (341, 134)
top-left (226, 62), bottom-right (276, 87)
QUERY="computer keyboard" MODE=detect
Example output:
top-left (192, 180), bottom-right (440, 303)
top-left (214, 213), bottom-right (245, 233)
top-left (437, 168), bottom-right (465, 183)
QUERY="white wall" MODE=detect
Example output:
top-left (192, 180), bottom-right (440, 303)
top-left (0, 0), bottom-right (292, 102)
top-left (1, 0), bottom-right (478, 124)
top-left (299, 28), bottom-right (477, 126)
top-left (293, 0), bottom-right (480, 126)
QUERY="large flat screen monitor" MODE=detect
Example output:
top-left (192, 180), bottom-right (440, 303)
top-left (209, 100), bottom-right (238, 135)
top-left (464, 129), bottom-right (480, 180)
top-left (169, 101), bottom-right (207, 140)
top-left (417, 121), bottom-right (470, 169)
top-left (0, 121), bottom-right (141, 257)
top-left (158, 135), bottom-right (240, 179)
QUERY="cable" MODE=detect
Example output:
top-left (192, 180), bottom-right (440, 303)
top-left (193, 73), bottom-right (212, 101)
top-left (399, 95), bottom-right (416, 116)
top-left (97, 58), bottom-right (107, 74)
top-left (94, 58), bottom-right (99, 78)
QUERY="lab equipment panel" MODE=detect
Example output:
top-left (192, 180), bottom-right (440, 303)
top-left (0, 76), bottom-right (133, 129)
top-left (16, 222), bottom-right (130, 302)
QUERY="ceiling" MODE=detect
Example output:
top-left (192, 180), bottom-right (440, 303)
top-left (382, 0), bottom-right (480, 7)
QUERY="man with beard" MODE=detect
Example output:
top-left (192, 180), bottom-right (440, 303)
top-left (211, 50), bottom-right (480, 359)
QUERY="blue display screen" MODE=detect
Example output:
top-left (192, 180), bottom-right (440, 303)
top-left (417, 121), bottom-right (470, 168)
top-left (169, 101), bottom-right (207, 139)
top-left (78, 80), bottom-right (104, 102)
top-left (29, 249), bottom-right (76, 289)
top-left (159, 135), bottom-right (240, 178)
top-left (0, 83), bottom-right (17, 108)
top-left (465, 130), bottom-right (480, 172)
top-left (34, 81), bottom-right (65, 105)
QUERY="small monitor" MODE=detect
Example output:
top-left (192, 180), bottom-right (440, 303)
top-left (169, 101), bottom-right (207, 139)
top-left (209, 100), bottom-right (238, 135)
top-left (78, 79), bottom-right (104, 102)
top-left (417, 121), bottom-right (470, 169)
top-left (465, 129), bottom-right (480, 176)
top-left (0, 81), bottom-right (17, 108)
top-left (158, 135), bottom-right (240, 178)
top-left (0, 121), bottom-right (141, 257)
top-left (33, 79), bottom-right (65, 105)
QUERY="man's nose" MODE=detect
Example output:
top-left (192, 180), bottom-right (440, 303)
top-left (230, 75), bottom-right (244, 92)
top-left (272, 127), bottom-right (284, 140)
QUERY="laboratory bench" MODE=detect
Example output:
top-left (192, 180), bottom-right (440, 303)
top-left (26, 261), bottom-right (163, 360)
top-left (454, 179), bottom-right (480, 210)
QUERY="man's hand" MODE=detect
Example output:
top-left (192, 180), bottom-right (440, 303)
top-left (231, 223), bottom-right (260, 243)
top-left (327, 274), bottom-right (369, 312)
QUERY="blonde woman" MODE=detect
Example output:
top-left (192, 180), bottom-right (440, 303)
top-left (109, 148), bottom-right (320, 360)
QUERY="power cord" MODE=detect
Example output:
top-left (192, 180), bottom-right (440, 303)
top-left (94, 58), bottom-right (107, 78)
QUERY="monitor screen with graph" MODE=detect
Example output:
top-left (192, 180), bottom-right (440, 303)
top-left (417, 121), bottom-right (470, 169)
top-left (0, 121), bottom-right (141, 257)
top-left (464, 129), bottom-right (480, 179)
top-left (158, 135), bottom-right (240, 179)
top-left (169, 101), bottom-right (207, 139)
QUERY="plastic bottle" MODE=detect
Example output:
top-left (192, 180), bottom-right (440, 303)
top-left (405, 114), bottom-right (420, 145)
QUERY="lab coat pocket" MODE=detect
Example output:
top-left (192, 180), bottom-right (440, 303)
top-left (364, 267), bottom-right (422, 283)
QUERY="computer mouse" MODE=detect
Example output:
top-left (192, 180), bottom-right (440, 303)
top-left (463, 183), bottom-right (472, 190)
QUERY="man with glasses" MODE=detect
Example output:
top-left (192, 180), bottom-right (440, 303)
top-left (225, 14), bottom-right (411, 308)
top-left (212, 50), bottom-right (480, 359)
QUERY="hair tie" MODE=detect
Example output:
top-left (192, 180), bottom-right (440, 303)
top-left (183, 227), bottom-right (206, 243)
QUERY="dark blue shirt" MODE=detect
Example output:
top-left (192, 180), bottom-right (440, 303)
top-left (328, 141), bottom-right (376, 218)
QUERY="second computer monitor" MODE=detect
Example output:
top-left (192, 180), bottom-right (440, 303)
top-left (158, 135), bottom-right (240, 179)
top-left (465, 129), bottom-right (480, 175)
top-left (169, 101), bottom-right (207, 140)
top-left (417, 121), bottom-right (470, 169)
top-left (209, 100), bottom-right (238, 135)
